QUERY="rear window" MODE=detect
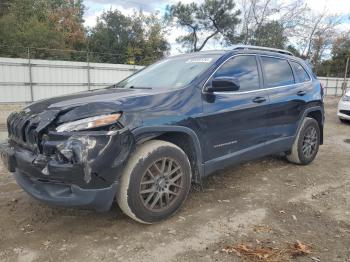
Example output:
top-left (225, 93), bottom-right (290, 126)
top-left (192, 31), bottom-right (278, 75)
top-left (290, 61), bottom-right (311, 83)
top-left (261, 57), bottom-right (294, 88)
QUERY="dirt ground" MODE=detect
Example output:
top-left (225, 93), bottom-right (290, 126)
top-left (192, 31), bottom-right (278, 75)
top-left (0, 97), bottom-right (349, 262)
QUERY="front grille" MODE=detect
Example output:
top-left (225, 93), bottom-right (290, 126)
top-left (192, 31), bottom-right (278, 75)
top-left (340, 110), bottom-right (350, 116)
top-left (7, 112), bottom-right (38, 152)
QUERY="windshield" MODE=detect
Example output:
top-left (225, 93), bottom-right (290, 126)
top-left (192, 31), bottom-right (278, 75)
top-left (115, 54), bottom-right (220, 89)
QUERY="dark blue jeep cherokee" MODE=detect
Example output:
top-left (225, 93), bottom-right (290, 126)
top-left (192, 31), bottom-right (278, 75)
top-left (0, 46), bottom-right (324, 223)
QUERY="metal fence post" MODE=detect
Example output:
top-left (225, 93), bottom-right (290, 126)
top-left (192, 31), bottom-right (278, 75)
top-left (335, 79), bottom-right (338, 96)
top-left (86, 51), bottom-right (91, 91)
top-left (343, 56), bottom-right (349, 95)
top-left (27, 47), bottom-right (34, 102)
top-left (325, 78), bottom-right (328, 96)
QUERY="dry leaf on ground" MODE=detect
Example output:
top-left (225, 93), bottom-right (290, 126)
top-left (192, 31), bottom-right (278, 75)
top-left (289, 240), bottom-right (312, 257)
top-left (222, 244), bottom-right (285, 261)
top-left (253, 225), bottom-right (273, 233)
top-left (222, 240), bottom-right (313, 261)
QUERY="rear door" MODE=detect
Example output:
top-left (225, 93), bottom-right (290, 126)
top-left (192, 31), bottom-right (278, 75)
top-left (260, 56), bottom-right (312, 143)
top-left (201, 54), bottom-right (269, 162)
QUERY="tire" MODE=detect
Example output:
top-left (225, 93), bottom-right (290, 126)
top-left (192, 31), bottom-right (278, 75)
top-left (117, 140), bottom-right (192, 224)
top-left (286, 117), bottom-right (320, 165)
top-left (340, 118), bottom-right (349, 124)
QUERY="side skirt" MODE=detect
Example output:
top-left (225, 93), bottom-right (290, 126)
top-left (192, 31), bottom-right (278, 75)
top-left (203, 136), bottom-right (294, 176)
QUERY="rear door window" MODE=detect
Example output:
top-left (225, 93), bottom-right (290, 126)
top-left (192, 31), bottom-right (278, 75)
top-left (261, 57), bottom-right (294, 88)
top-left (213, 55), bottom-right (260, 92)
top-left (290, 61), bottom-right (311, 83)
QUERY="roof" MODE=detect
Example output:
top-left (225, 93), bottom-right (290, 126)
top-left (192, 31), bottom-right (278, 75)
top-left (168, 45), bottom-right (298, 61)
top-left (231, 45), bottom-right (294, 56)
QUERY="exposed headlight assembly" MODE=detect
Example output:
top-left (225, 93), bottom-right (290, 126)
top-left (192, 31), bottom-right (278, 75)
top-left (56, 113), bottom-right (121, 132)
top-left (342, 95), bottom-right (350, 102)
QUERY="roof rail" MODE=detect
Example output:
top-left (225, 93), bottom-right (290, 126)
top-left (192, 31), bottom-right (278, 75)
top-left (232, 45), bottom-right (294, 56)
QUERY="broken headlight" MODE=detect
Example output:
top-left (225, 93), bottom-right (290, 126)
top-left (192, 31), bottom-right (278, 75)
top-left (56, 113), bottom-right (121, 132)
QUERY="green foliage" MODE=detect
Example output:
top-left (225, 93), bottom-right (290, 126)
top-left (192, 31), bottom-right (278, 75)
top-left (0, 0), bottom-right (11, 16)
top-left (165, 0), bottom-right (241, 52)
top-left (87, 10), bottom-right (130, 63)
top-left (0, 0), bottom-right (85, 60)
top-left (0, 0), bottom-right (346, 72)
top-left (286, 45), bottom-right (301, 57)
top-left (88, 10), bottom-right (169, 65)
top-left (249, 21), bottom-right (287, 49)
top-left (317, 33), bottom-right (350, 77)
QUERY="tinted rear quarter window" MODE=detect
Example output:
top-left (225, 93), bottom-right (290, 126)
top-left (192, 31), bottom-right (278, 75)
top-left (261, 56), bottom-right (294, 88)
top-left (290, 61), bottom-right (311, 83)
top-left (213, 55), bottom-right (260, 92)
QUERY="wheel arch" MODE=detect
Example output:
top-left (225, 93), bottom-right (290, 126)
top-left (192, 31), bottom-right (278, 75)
top-left (298, 106), bottom-right (324, 145)
top-left (132, 126), bottom-right (204, 181)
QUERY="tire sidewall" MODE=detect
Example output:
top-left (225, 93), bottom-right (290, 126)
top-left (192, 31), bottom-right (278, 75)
top-left (125, 144), bottom-right (191, 223)
top-left (297, 118), bottom-right (320, 165)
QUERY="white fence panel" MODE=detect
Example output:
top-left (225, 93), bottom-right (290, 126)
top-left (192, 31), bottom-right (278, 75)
top-left (0, 57), bottom-right (143, 103)
top-left (89, 62), bottom-right (136, 90)
top-left (1, 56), bottom-right (349, 103)
top-left (319, 77), bottom-right (349, 96)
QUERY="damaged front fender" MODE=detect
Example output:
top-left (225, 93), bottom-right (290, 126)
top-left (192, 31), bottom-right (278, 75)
top-left (40, 128), bottom-right (136, 188)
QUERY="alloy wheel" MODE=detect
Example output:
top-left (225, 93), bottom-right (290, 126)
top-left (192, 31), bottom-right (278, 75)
top-left (139, 157), bottom-right (183, 212)
top-left (302, 126), bottom-right (318, 159)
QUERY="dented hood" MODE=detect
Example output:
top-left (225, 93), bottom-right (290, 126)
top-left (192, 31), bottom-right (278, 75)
top-left (22, 87), bottom-right (184, 127)
top-left (25, 88), bottom-right (151, 114)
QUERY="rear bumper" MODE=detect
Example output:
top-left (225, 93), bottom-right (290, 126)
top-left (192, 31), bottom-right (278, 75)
top-left (14, 171), bottom-right (117, 212)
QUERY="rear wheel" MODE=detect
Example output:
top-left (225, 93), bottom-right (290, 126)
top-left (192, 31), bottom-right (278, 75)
top-left (117, 140), bottom-right (191, 224)
top-left (287, 117), bottom-right (320, 165)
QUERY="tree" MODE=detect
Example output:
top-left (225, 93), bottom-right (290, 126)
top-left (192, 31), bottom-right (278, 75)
top-left (286, 45), bottom-right (301, 57)
top-left (249, 21), bottom-right (286, 49)
top-left (0, 0), bottom-right (65, 58)
top-left (88, 10), bottom-right (169, 65)
top-left (165, 0), bottom-right (241, 52)
top-left (0, 0), bottom-right (11, 16)
top-left (48, 0), bottom-right (86, 50)
top-left (88, 10), bottom-right (135, 64)
top-left (127, 12), bottom-right (169, 65)
top-left (317, 33), bottom-right (350, 77)
top-left (0, 0), bottom-right (86, 59)
top-left (235, 0), bottom-right (309, 46)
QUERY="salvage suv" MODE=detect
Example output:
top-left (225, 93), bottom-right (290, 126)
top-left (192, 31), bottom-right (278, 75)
top-left (0, 46), bottom-right (324, 224)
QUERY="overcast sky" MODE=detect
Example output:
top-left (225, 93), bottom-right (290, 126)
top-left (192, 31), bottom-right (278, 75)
top-left (84, 0), bottom-right (350, 54)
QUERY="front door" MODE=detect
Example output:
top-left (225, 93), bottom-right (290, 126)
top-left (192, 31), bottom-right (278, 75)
top-left (201, 54), bottom-right (269, 163)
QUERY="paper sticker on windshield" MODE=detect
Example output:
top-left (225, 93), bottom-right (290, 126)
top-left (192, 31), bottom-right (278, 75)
top-left (185, 58), bottom-right (213, 64)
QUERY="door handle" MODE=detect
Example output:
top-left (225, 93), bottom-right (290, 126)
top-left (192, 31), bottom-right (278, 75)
top-left (297, 90), bottom-right (306, 96)
top-left (252, 97), bottom-right (267, 103)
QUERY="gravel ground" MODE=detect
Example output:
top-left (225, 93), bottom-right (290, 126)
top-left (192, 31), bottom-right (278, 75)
top-left (0, 97), bottom-right (349, 262)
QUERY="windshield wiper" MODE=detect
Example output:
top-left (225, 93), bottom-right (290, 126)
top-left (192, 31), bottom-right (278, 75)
top-left (107, 84), bottom-right (123, 89)
top-left (129, 86), bottom-right (152, 90)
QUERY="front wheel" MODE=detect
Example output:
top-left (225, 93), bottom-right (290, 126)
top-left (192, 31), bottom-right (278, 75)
top-left (286, 117), bottom-right (320, 165)
top-left (117, 140), bottom-right (191, 224)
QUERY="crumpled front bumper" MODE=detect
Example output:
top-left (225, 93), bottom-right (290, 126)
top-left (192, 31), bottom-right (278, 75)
top-left (14, 171), bottom-right (117, 212)
top-left (0, 128), bottom-right (135, 211)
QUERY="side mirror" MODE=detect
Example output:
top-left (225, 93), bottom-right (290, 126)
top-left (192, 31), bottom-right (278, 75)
top-left (206, 76), bottom-right (240, 93)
